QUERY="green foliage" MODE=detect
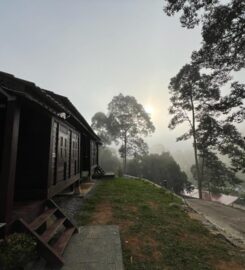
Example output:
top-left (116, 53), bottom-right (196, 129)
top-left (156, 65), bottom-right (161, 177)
top-left (191, 152), bottom-right (242, 190)
top-left (127, 152), bottom-right (192, 194)
top-left (0, 233), bottom-right (37, 270)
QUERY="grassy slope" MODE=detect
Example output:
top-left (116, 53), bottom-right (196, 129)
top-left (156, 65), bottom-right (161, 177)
top-left (76, 178), bottom-right (245, 270)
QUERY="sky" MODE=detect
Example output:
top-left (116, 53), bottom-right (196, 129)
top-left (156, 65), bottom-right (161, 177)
top-left (0, 0), bottom-right (244, 157)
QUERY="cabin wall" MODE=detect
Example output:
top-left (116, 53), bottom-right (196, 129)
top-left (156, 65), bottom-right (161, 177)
top-left (0, 95), bottom-right (7, 176)
top-left (0, 96), bottom-right (21, 224)
top-left (81, 134), bottom-right (90, 172)
top-left (90, 140), bottom-right (98, 168)
top-left (14, 101), bottom-right (51, 200)
top-left (48, 119), bottom-right (81, 197)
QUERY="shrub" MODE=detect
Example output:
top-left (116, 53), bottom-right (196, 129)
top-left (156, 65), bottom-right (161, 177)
top-left (0, 233), bottom-right (37, 270)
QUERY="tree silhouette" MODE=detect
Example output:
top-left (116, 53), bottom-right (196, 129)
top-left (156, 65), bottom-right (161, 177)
top-left (164, 0), bottom-right (245, 71)
top-left (164, 0), bottom-right (245, 195)
top-left (92, 94), bottom-right (155, 172)
top-left (168, 64), bottom-right (244, 198)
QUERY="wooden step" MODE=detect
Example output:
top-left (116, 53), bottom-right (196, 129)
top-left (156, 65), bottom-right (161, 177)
top-left (47, 199), bottom-right (78, 231)
top-left (41, 218), bottom-right (66, 243)
top-left (15, 219), bottom-right (64, 267)
top-left (30, 208), bottom-right (57, 230)
top-left (13, 200), bottom-right (78, 266)
top-left (53, 227), bottom-right (76, 255)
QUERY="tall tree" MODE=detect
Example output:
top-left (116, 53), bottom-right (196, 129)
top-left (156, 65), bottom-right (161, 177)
top-left (164, 0), bottom-right (245, 196)
top-left (91, 94), bottom-right (155, 172)
top-left (168, 64), bottom-right (222, 198)
top-left (168, 64), bottom-right (245, 198)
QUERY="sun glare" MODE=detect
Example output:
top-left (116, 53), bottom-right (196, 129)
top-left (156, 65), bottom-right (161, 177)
top-left (145, 105), bottom-right (154, 114)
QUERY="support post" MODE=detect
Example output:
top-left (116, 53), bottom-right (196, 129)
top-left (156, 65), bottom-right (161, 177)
top-left (73, 180), bottom-right (80, 195)
top-left (0, 99), bottom-right (20, 226)
top-left (96, 143), bottom-right (99, 165)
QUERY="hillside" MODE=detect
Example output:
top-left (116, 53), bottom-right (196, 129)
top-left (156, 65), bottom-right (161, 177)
top-left (76, 178), bottom-right (245, 270)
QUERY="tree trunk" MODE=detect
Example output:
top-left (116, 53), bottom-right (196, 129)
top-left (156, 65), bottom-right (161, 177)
top-left (201, 155), bottom-right (205, 191)
top-left (193, 137), bottom-right (202, 198)
top-left (190, 94), bottom-right (202, 199)
top-left (124, 132), bottom-right (127, 174)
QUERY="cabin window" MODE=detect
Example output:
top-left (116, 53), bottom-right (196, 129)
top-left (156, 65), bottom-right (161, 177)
top-left (91, 140), bottom-right (97, 166)
top-left (57, 125), bottom-right (69, 181)
top-left (70, 133), bottom-right (79, 175)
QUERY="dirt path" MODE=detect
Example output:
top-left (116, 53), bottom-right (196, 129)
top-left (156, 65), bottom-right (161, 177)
top-left (186, 198), bottom-right (245, 248)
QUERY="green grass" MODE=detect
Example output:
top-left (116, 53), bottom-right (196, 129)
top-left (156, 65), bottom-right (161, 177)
top-left (76, 178), bottom-right (245, 270)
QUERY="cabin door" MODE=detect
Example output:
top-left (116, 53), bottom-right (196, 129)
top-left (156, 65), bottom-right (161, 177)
top-left (57, 125), bottom-right (70, 182)
top-left (70, 133), bottom-right (79, 176)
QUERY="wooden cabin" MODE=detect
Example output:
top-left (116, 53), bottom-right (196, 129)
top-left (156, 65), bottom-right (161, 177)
top-left (0, 71), bottom-right (101, 229)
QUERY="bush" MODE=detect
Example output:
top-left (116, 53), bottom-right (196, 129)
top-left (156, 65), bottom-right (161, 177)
top-left (0, 233), bottom-right (37, 270)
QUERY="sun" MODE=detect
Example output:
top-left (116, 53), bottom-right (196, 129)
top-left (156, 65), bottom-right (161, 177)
top-left (145, 105), bottom-right (154, 114)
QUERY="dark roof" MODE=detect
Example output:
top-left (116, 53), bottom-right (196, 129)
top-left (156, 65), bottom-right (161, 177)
top-left (0, 71), bottom-right (101, 143)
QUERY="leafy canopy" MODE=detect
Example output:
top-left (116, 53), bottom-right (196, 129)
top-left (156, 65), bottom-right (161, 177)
top-left (92, 93), bottom-right (155, 160)
top-left (164, 0), bottom-right (245, 71)
top-left (127, 152), bottom-right (192, 194)
top-left (107, 93), bottom-right (155, 140)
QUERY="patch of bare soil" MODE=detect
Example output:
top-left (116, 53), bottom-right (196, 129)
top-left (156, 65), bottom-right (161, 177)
top-left (126, 204), bottom-right (138, 213)
top-left (124, 235), bottom-right (161, 262)
top-left (215, 260), bottom-right (245, 270)
top-left (118, 220), bottom-right (134, 231)
top-left (147, 201), bottom-right (159, 210)
top-left (91, 202), bottom-right (138, 229)
top-left (91, 202), bottom-right (113, 224)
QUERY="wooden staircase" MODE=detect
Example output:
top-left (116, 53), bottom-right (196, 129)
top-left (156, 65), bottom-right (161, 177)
top-left (14, 199), bottom-right (78, 267)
